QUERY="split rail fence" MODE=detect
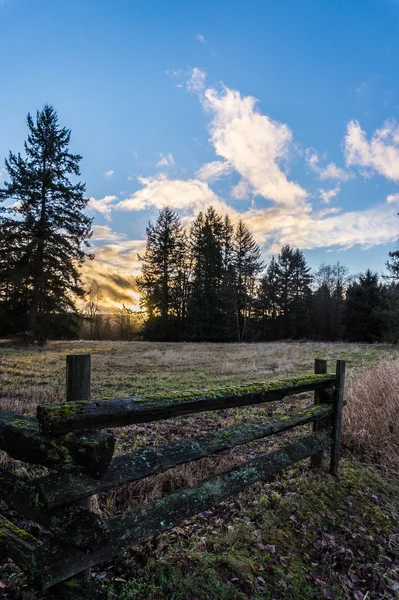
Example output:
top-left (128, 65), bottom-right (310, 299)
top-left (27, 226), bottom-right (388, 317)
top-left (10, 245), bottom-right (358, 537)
top-left (0, 355), bottom-right (345, 597)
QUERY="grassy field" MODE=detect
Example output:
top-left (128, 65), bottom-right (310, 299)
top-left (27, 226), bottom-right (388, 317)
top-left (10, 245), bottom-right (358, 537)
top-left (1, 340), bottom-right (399, 599)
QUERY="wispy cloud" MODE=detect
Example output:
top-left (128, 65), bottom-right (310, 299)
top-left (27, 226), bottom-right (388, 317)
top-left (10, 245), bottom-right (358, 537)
top-left (156, 153), bottom-right (175, 167)
top-left (306, 149), bottom-right (350, 182)
top-left (344, 118), bottom-right (399, 181)
top-left (104, 170), bottom-right (114, 179)
top-left (88, 195), bottom-right (118, 221)
top-left (387, 192), bottom-right (399, 203)
top-left (319, 185), bottom-right (341, 204)
top-left (187, 67), bottom-right (207, 92)
top-left (91, 224), bottom-right (128, 242)
top-left (195, 33), bottom-right (206, 43)
top-left (195, 160), bottom-right (233, 182)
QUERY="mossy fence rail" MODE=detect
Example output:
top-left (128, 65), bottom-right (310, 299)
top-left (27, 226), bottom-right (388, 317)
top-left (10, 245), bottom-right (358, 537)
top-left (0, 355), bottom-right (345, 598)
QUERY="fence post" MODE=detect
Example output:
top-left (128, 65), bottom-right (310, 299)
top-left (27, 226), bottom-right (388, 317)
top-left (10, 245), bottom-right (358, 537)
top-left (311, 358), bottom-right (328, 468)
top-left (66, 354), bottom-right (92, 580)
top-left (66, 354), bottom-right (91, 402)
top-left (330, 359), bottom-right (346, 475)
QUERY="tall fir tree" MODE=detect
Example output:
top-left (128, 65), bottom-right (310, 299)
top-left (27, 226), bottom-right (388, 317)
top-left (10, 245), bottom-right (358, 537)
top-left (188, 206), bottom-right (225, 341)
top-left (137, 206), bottom-right (187, 340)
top-left (344, 269), bottom-right (384, 342)
top-left (0, 105), bottom-right (92, 342)
top-left (232, 220), bottom-right (263, 342)
top-left (258, 256), bottom-right (280, 339)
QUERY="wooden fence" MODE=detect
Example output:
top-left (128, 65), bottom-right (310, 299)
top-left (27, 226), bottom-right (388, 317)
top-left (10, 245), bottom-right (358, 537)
top-left (0, 355), bottom-right (346, 598)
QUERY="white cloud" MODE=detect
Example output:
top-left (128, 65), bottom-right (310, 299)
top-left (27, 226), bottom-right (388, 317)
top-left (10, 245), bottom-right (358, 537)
top-left (117, 174), bottom-right (228, 214)
top-left (344, 119), bottom-right (399, 181)
top-left (87, 195), bottom-right (118, 220)
top-left (387, 192), bottom-right (399, 203)
top-left (202, 84), bottom-right (307, 207)
top-left (91, 225), bottom-right (128, 242)
top-left (187, 68), bottom-right (207, 93)
top-left (195, 160), bottom-right (233, 182)
top-left (319, 185), bottom-right (340, 204)
top-left (195, 33), bottom-right (205, 43)
top-left (156, 153), bottom-right (175, 167)
top-left (104, 170), bottom-right (114, 179)
top-left (306, 149), bottom-right (350, 182)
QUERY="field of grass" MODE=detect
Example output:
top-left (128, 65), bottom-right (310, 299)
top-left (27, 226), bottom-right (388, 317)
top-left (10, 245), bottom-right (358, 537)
top-left (1, 340), bottom-right (399, 599)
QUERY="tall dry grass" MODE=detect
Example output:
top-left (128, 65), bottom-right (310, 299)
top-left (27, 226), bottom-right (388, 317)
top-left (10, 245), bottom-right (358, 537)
top-left (343, 359), bottom-right (399, 470)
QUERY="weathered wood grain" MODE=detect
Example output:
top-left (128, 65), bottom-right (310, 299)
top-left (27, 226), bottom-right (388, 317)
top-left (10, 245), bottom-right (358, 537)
top-left (37, 403), bottom-right (332, 508)
top-left (0, 514), bottom-right (42, 587)
top-left (0, 409), bottom-right (115, 479)
top-left (36, 430), bottom-right (332, 589)
top-left (330, 360), bottom-right (346, 475)
top-left (0, 468), bottom-right (108, 550)
top-left (311, 359), bottom-right (329, 467)
top-left (37, 373), bottom-right (336, 436)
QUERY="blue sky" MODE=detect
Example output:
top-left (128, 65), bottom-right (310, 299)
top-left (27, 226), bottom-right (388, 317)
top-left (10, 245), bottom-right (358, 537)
top-left (1, 0), bottom-right (399, 307)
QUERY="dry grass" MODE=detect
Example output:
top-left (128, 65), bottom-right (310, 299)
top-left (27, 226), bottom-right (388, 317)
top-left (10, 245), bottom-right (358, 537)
top-left (1, 340), bottom-right (398, 510)
top-left (343, 358), bottom-right (399, 470)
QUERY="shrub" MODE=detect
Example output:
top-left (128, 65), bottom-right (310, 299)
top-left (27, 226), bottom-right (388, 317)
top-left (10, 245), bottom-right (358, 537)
top-left (342, 359), bottom-right (399, 470)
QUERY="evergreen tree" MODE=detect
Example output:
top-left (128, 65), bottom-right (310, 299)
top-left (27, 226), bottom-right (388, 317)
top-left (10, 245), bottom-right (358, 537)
top-left (232, 220), bottom-right (263, 342)
top-left (0, 105), bottom-right (92, 342)
top-left (188, 207), bottom-right (225, 341)
top-left (137, 206), bottom-right (186, 340)
top-left (344, 269), bottom-right (384, 342)
top-left (258, 256), bottom-right (280, 340)
top-left (386, 242), bottom-right (399, 280)
top-left (290, 249), bottom-right (313, 338)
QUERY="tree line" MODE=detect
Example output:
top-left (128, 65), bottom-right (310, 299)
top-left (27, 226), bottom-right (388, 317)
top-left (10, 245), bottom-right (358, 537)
top-left (137, 206), bottom-right (399, 344)
top-left (1, 105), bottom-right (399, 344)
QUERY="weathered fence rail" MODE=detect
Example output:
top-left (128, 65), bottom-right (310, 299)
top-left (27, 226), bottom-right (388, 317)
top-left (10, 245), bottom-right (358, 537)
top-left (0, 355), bottom-right (346, 598)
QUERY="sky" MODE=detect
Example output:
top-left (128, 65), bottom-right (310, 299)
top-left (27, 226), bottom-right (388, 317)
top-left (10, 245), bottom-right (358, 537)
top-left (1, 0), bottom-right (399, 309)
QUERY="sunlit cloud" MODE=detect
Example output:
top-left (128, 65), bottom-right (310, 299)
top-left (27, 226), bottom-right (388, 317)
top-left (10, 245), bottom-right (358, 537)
top-left (104, 169), bottom-right (114, 179)
top-left (319, 185), bottom-right (340, 204)
top-left (344, 118), bottom-right (399, 181)
top-left (91, 224), bottom-right (128, 241)
top-left (195, 160), bottom-right (233, 182)
top-left (201, 81), bottom-right (308, 207)
top-left (306, 149), bottom-right (350, 182)
top-left (116, 173), bottom-right (228, 214)
top-left (82, 233), bottom-right (146, 309)
top-left (87, 195), bottom-right (118, 221)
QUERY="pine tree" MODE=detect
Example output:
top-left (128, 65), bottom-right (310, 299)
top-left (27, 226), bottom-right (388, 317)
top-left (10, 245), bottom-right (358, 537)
top-left (258, 256), bottom-right (280, 339)
top-left (0, 105), bottom-right (92, 342)
top-left (232, 220), bottom-right (263, 342)
top-left (290, 249), bottom-right (312, 338)
top-left (137, 206), bottom-right (187, 340)
top-left (188, 207), bottom-right (225, 341)
top-left (344, 269), bottom-right (384, 342)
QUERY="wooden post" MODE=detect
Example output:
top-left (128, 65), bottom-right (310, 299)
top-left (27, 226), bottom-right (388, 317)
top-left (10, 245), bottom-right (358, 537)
top-left (66, 354), bottom-right (92, 580)
top-left (66, 354), bottom-right (91, 402)
top-left (311, 358), bottom-right (328, 468)
top-left (330, 360), bottom-right (346, 476)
